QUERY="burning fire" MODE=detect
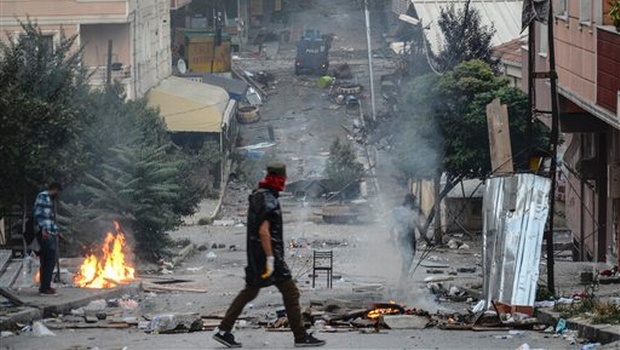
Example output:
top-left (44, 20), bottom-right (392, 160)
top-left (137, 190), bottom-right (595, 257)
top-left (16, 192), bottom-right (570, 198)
top-left (367, 301), bottom-right (404, 319)
top-left (74, 221), bottom-right (135, 288)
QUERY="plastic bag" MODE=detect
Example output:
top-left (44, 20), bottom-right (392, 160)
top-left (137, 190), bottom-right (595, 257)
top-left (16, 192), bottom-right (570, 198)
top-left (32, 321), bottom-right (55, 337)
top-left (19, 252), bottom-right (39, 289)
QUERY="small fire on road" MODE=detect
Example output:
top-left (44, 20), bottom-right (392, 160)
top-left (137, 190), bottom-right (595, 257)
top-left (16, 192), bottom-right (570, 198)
top-left (74, 221), bottom-right (135, 288)
top-left (366, 300), bottom-right (404, 319)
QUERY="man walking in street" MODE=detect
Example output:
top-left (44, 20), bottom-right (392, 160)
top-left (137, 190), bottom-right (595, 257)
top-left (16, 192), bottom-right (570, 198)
top-left (392, 193), bottom-right (421, 279)
top-left (213, 163), bottom-right (325, 348)
top-left (34, 182), bottom-right (62, 295)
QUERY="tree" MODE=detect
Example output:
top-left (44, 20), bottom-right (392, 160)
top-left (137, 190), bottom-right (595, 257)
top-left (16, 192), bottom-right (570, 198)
top-left (324, 138), bottom-right (365, 199)
top-left (65, 144), bottom-right (182, 260)
top-left (65, 87), bottom-right (215, 259)
top-left (0, 21), bottom-right (89, 213)
top-left (0, 22), bottom-right (218, 260)
top-left (395, 60), bottom-right (549, 243)
top-left (435, 1), bottom-right (497, 71)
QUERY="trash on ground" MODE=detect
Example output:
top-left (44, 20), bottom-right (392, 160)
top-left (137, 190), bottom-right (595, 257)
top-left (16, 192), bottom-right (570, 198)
top-left (32, 321), bottom-right (56, 337)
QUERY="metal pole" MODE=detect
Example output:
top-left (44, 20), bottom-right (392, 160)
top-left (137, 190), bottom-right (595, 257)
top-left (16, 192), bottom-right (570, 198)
top-left (364, 0), bottom-right (376, 122)
top-left (546, 3), bottom-right (559, 295)
top-left (526, 22), bottom-right (535, 167)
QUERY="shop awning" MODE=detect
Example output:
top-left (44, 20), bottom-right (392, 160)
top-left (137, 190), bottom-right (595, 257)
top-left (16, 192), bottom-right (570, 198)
top-left (147, 76), bottom-right (230, 133)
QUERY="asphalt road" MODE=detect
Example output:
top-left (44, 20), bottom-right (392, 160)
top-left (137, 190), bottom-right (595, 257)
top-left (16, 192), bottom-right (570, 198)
top-left (1, 1), bottom-right (578, 349)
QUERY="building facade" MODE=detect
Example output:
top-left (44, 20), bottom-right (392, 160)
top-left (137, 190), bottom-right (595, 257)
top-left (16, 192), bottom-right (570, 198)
top-left (525, 0), bottom-right (620, 263)
top-left (0, 0), bottom-right (172, 99)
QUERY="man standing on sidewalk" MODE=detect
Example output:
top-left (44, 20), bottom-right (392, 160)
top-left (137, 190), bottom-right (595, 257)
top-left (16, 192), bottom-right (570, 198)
top-left (214, 163), bottom-right (325, 348)
top-left (392, 193), bottom-right (421, 279)
top-left (34, 182), bottom-right (62, 295)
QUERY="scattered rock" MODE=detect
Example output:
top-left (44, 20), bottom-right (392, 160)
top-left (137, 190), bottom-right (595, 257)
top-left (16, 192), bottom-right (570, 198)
top-left (447, 239), bottom-right (460, 249)
top-left (382, 315), bottom-right (429, 329)
top-left (84, 299), bottom-right (107, 312)
top-left (448, 286), bottom-right (460, 297)
top-left (147, 313), bottom-right (202, 334)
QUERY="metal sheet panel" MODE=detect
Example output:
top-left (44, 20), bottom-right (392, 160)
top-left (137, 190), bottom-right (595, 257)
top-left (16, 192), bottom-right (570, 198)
top-left (483, 174), bottom-right (551, 308)
top-left (410, 0), bottom-right (524, 53)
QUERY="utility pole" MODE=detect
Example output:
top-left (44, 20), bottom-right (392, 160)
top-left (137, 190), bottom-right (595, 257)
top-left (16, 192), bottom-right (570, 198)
top-left (526, 1), bottom-right (558, 294)
top-left (546, 1), bottom-right (560, 295)
top-left (363, 0), bottom-right (377, 122)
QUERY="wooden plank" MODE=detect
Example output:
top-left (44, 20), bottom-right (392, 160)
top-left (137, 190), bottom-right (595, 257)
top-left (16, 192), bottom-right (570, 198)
top-left (486, 98), bottom-right (514, 174)
top-left (142, 282), bottom-right (207, 293)
top-left (46, 322), bottom-right (131, 330)
top-left (0, 259), bottom-right (22, 288)
top-left (0, 287), bottom-right (24, 306)
top-left (0, 250), bottom-right (12, 273)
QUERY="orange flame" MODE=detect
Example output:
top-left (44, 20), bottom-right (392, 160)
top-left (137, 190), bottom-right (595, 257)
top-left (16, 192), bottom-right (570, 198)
top-left (367, 307), bottom-right (402, 319)
top-left (74, 221), bottom-right (135, 288)
top-left (367, 300), bottom-right (405, 319)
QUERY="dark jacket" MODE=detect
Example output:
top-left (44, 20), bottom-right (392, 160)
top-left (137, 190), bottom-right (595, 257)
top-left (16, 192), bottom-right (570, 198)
top-left (245, 188), bottom-right (292, 287)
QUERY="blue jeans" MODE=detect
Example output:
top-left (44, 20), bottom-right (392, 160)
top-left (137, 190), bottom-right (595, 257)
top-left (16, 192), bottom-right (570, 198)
top-left (37, 234), bottom-right (57, 292)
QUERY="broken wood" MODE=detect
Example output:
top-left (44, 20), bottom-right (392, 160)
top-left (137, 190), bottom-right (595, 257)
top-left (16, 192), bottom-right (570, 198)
top-left (142, 282), bottom-right (207, 293)
top-left (46, 322), bottom-right (131, 330)
top-left (486, 98), bottom-right (514, 174)
top-left (0, 287), bottom-right (25, 306)
top-left (266, 327), bottom-right (291, 332)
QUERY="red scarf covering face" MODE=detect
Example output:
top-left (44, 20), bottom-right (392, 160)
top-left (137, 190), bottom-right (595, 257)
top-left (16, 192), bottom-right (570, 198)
top-left (258, 174), bottom-right (286, 192)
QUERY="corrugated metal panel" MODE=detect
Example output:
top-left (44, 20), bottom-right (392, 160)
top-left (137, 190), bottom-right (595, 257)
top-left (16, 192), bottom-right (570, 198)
top-left (410, 0), bottom-right (525, 53)
top-left (482, 174), bottom-right (551, 308)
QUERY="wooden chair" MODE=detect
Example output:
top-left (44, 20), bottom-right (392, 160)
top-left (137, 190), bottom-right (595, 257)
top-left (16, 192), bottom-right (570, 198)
top-left (312, 250), bottom-right (333, 288)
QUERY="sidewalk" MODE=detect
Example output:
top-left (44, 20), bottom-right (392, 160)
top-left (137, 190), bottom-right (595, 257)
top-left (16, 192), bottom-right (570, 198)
top-left (0, 283), bottom-right (140, 331)
top-left (537, 308), bottom-right (620, 345)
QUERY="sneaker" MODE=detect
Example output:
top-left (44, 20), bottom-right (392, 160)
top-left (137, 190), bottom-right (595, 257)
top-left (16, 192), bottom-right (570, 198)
top-left (295, 334), bottom-right (326, 347)
top-left (213, 331), bottom-right (242, 348)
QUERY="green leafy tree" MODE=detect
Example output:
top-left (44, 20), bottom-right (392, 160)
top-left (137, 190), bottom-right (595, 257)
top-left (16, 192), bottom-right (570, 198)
top-left (66, 144), bottom-right (182, 260)
top-left (66, 88), bottom-right (215, 259)
top-left (324, 138), bottom-right (365, 199)
top-left (0, 21), bottom-right (89, 213)
top-left (396, 60), bottom-right (549, 243)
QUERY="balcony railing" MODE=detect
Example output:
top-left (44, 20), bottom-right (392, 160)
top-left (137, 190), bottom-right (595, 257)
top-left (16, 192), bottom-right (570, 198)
top-left (86, 64), bottom-right (131, 85)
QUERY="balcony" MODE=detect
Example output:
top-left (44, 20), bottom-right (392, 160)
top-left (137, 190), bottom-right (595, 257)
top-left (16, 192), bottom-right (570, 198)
top-left (86, 64), bottom-right (131, 87)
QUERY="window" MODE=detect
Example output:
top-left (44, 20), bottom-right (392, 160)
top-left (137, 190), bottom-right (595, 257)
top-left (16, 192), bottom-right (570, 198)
top-left (579, 0), bottom-right (591, 24)
top-left (539, 24), bottom-right (548, 56)
top-left (19, 33), bottom-right (54, 54)
top-left (582, 133), bottom-right (596, 158)
top-left (555, 0), bottom-right (568, 17)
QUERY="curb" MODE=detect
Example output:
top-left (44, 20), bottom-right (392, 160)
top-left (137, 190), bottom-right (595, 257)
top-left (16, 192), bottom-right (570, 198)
top-left (172, 243), bottom-right (196, 267)
top-left (0, 282), bottom-right (141, 331)
top-left (0, 307), bottom-right (41, 331)
top-left (537, 308), bottom-right (620, 344)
